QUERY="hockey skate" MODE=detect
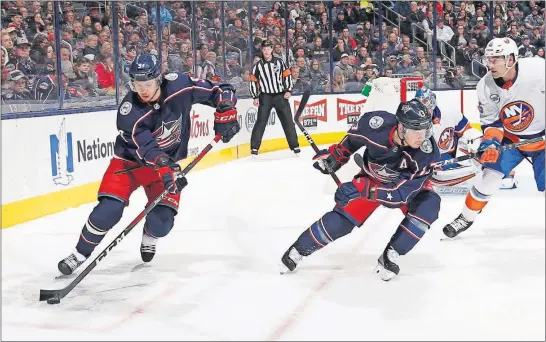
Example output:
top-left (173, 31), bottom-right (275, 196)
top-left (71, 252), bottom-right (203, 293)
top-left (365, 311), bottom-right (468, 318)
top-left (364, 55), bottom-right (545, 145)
top-left (251, 148), bottom-right (258, 159)
top-left (279, 246), bottom-right (303, 274)
top-left (141, 231), bottom-right (158, 262)
top-left (443, 213), bottom-right (473, 238)
top-left (374, 244), bottom-right (400, 281)
top-left (500, 172), bottom-right (518, 189)
top-left (293, 147), bottom-right (301, 156)
top-left (58, 250), bottom-right (87, 275)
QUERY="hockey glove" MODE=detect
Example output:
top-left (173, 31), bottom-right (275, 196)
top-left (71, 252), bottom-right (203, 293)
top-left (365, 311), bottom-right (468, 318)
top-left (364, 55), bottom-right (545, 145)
top-left (214, 101), bottom-right (240, 143)
top-left (334, 176), bottom-right (376, 207)
top-left (312, 144), bottom-right (350, 175)
top-left (155, 155), bottom-right (188, 194)
top-left (478, 137), bottom-right (501, 164)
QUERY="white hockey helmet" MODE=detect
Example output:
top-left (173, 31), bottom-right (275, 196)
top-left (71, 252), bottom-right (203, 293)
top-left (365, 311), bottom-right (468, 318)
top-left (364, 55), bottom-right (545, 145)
top-left (483, 37), bottom-right (518, 69)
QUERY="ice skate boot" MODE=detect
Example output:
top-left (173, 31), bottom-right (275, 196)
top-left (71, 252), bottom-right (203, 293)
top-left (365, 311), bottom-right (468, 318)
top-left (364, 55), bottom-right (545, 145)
top-left (251, 148), bottom-right (258, 159)
top-left (58, 249), bottom-right (87, 275)
top-left (280, 246), bottom-right (303, 274)
top-left (374, 244), bottom-right (400, 281)
top-left (141, 232), bottom-right (158, 262)
top-left (443, 213), bottom-right (473, 238)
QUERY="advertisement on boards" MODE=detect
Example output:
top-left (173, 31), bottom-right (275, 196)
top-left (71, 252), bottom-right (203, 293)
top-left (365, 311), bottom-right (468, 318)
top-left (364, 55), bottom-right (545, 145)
top-left (294, 98), bottom-right (327, 130)
top-left (337, 98), bottom-right (366, 126)
top-left (2, 110), bottom-right (118, 203)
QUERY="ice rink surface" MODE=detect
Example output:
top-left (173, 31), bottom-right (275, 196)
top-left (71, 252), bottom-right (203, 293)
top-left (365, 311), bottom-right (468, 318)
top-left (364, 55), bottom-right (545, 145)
top-left (2, 146), bottom-right (545, 341)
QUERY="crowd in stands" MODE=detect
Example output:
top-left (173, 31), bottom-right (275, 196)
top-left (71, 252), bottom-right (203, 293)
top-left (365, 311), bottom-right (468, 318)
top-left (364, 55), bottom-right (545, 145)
top-left (1, 0), bottom-right (545, 114)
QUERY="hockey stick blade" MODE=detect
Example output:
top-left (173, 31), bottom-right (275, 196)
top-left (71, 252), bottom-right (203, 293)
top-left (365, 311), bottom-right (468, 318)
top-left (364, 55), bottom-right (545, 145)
top-left (433, 135), bottom-right (545, 167)
top-left (39, 134), bottom-right (222, 303)
top-left (354, 153), bottom-right (365, 170)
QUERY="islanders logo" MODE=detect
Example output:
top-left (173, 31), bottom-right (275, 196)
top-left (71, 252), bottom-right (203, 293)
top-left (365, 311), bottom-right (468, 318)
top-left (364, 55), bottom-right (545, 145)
top-left (500, 101), bottom-right (534, 133)
top-left (437, 127), bottom-right (455, 150)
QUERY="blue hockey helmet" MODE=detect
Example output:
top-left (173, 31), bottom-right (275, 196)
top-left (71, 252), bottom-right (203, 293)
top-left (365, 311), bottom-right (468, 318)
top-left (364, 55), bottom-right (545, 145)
top-left (414, 86), bottom-right (437, 112)
top-left (129, 53), bottom-right (161, 82)
top-left (396, 99), bottom-right (433, 137)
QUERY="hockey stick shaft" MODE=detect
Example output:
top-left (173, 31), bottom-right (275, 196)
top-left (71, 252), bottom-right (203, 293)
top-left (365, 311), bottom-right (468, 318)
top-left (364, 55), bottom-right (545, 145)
top-left (39, 134), bottom-right (222, 302)
top-left (114, 164), bottom-right (143, 175)
top-left (293, 90), bottom-right (341, 186)
top-left (434, 135), bottom-right (544, 167)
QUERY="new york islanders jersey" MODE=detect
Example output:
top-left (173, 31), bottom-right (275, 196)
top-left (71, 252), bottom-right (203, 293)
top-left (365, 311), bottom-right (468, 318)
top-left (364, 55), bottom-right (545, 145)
top-left (338, 111), bottom-right (441, 208)
top-left (477, 57), bottom-right (545, 151)
top-left (432, 106), bottom-right (472, 155)
top-left (115, 72), bottom-right (236, 165)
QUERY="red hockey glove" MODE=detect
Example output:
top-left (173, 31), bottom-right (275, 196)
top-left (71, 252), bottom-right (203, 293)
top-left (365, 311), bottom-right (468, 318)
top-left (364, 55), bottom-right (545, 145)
top-left (154, 155), bottom-right (188, 194)
top-left (214, 101), bottom-right (240, 143)
top-left (312, 144), bottom-right (351, 174)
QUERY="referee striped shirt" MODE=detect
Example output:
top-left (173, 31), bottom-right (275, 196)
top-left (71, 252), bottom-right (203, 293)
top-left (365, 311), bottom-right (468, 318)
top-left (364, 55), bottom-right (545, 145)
top-left (249, 57), bottom-right (293, 99)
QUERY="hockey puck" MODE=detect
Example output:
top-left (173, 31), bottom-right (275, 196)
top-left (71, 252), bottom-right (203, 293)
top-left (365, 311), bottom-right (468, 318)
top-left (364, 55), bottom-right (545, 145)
top-left (47, 295), bottom-right (61, 305)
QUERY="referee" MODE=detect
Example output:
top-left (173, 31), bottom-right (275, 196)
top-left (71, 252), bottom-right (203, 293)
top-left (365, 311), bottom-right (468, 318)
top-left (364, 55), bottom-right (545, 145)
top-left (249, 40), bottom-right (300, 156)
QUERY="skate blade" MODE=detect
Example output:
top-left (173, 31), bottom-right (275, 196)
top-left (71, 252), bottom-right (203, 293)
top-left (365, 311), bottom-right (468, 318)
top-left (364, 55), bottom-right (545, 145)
top-left (54, 273), bottom-right (76, 280)
top-left (374, 264), bottom-right (396, 282)
top-left (279, 262), bottom-right (294, 275)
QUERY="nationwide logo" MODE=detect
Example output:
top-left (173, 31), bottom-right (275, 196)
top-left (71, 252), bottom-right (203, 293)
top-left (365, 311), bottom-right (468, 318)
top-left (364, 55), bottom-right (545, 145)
top-left (49, 118), bottom-right (115, 186)
top-left (50, 118), bottom-right (74, 186)
top-left (294, 98), bottom-right (327, 128)
top-left (337, 98), bottom-right (366, 124)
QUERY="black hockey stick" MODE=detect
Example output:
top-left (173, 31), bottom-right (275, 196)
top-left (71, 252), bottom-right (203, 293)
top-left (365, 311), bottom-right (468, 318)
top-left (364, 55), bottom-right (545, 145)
top-left (114, 164), bottom-right (144, 175)
top-left (354, 153), bottom-right (365, 170)
top-left (354, 136), bottom-right (544, 170)
top-left (294, 89), bottom-right (341, 186)
top-left (39, 134), bottom-right (223, 304)
top-left (433, 135), bottom-right (544, 167)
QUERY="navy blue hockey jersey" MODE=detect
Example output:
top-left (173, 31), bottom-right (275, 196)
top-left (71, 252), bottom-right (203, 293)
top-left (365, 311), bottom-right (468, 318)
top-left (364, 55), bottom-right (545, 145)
top-left (339, 111), bottom-right (440, 208)
top-left (115, 72), bottom-right (236, 164)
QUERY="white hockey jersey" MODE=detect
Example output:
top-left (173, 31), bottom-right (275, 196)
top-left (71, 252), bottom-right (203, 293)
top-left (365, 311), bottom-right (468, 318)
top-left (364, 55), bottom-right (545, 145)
top-left (432, 106), bottom-right (471, 155)
top-left (477, 57), bottom-right (545, 151)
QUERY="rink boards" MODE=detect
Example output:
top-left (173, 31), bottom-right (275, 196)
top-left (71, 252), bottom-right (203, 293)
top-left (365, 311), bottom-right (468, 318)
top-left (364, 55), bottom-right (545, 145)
top-left (1, 90), bottom-right (480, 228)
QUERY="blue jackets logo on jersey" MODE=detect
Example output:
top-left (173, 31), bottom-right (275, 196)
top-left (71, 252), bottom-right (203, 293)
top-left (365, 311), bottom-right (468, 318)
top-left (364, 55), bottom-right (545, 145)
top-left (368, 162), bottom-right (401, 182)
top-left (500, 101), bottom-right (534, 133)
top-left (49, 118), bottom-right (74, 186)
top-left (153, 117), bottom-right (182, 149)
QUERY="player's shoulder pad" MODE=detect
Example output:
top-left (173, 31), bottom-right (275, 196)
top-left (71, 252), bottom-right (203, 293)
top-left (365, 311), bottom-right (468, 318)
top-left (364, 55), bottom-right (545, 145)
top-left (417, 136), bottom-right (441, 165)
top-left (353, 110), bottom-right (397, 133)
top-left (163, 72), bottom-right (193, 96)
top-left (349, 111), bottom-right (396, 136)
top-left (518, 57), bottom-right (545, 82)
top-left (118, 92), bottom-right (151, 121)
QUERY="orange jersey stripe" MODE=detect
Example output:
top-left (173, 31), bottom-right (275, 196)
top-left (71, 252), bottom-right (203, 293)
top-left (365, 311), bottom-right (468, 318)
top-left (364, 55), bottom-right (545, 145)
top-left (465, 194), bottom-right (488, 211)
top-left (282, 69), bottom-right (291, 78)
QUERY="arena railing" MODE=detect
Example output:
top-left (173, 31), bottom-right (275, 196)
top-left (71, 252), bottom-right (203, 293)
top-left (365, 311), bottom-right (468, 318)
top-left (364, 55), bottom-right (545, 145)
top-left (1, 0), bottom-right (501, 118)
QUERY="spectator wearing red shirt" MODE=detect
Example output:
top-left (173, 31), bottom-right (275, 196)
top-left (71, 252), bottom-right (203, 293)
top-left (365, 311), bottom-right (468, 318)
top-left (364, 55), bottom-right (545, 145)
top-left (94, 53), bottom-right (114, 90)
